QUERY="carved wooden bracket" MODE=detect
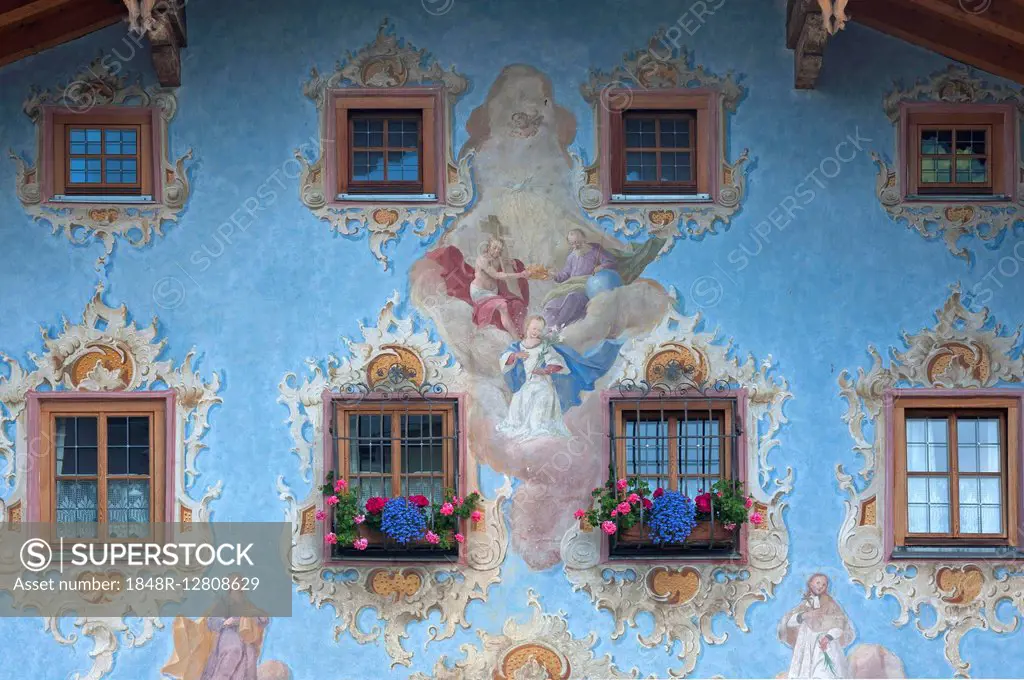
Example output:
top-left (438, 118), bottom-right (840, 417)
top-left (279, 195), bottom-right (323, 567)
top-left (124, 0), bottom-right (187, 87)
top-left (786, 0), bottom-right (830, 89)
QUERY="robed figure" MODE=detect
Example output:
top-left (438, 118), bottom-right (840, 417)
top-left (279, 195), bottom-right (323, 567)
top-left (778, 574), bottom-right (856, 679)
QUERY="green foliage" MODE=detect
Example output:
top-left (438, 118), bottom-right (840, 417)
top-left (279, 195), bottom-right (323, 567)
top-left (698, 478), bottom-right (752, 526)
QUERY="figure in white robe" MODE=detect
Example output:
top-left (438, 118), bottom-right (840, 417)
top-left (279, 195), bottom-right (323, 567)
top-left (778, 574), bottom-right (856, 679)
top-left (497, 318), bottom-right (572, 441)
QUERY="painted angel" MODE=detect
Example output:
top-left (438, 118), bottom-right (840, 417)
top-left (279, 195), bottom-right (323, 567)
top-left (778, 574), bottom-right (856, 678)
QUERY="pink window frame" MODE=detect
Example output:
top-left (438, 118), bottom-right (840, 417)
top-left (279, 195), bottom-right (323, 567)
top-left (320, 389), bottom-right (469, 566)
top-left (24, 390), bottom-right (177, 524)
top-left (599, 388), bottom-right (750, 565)
top-left (883, 387), bottom-right (1024, 561)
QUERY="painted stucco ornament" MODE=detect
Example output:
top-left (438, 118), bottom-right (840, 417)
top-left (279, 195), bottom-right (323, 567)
top-left (560, 289), bottom-right (793, 678)
top-left (0, 283), bottom-right (223, 680)
top-left (297, 19), bottom-right (474, 270)
top-left (410, 589), bottom-right (645, 680)
top-left (9, 58), bottom-right (193, 271)
top-left (575, 30), bottom-right (749, 255)
top-left (871, 65), bottom-right (1024, 263)
top-left (278, 292), bottom-right (510, 668)
top-left (837, 284), bottom-right (1024, 677)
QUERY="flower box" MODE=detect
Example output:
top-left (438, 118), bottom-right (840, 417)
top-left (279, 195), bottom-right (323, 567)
top-left (616, 520), bottom-right (735, 546)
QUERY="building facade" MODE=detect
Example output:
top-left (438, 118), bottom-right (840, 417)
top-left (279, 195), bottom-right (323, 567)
top-left (1, 0), bottom-right (1023, 677)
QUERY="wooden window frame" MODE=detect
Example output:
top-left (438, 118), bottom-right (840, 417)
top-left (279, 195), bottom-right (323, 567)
top-left (618, 111), bottom-right (698, 195)
top-left (333, 400), bottom-right (456, 498)
top-left (900, 103), bottom-right (1017, 201)
top-left (328, 88), bottom-right (443, 202)
top-left (346, 110), bottom-right (424, 194)
top-left (45, 106), bottom-right (160, 202)
top-left (890, 393), bottom-right (1020, 551)
top-left (26, 393), bottom-right (174, 540)
top-left (612, 399), bottom-right (735, 493)
top-left (601, 89), bottom-right (719, 202)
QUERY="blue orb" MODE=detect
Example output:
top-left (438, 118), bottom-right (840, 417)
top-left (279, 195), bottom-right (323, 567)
top-left (585, 269), bottom-right (623, 298)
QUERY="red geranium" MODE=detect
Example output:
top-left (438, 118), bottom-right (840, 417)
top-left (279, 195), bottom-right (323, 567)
top-left (694, 492), bottom-right (712, 514)
top-left (408, 495), bottom-right (431, 508)
top-left (653, 487), bottom-right (664, 498)
top-left (642, 497), bottom-right (653, 510)
top-left (365, 497), bottom-right (387, 514)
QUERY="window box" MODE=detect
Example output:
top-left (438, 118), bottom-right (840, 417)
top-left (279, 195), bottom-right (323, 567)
top-left (615, 519), bottom-right (735, 547)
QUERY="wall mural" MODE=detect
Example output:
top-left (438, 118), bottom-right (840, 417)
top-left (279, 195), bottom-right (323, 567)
top-left (836, 285), bottom-right (1024, 676)
top-left (0, 283), bottom-right (222, 680)
top-left (871, 65), bottom-right (1024, 263)
top-left (297, 20), bottom-right (475, 271)
top-left (161, 614), bottom-right (291, 680)
top-left (575, 32), bottom-right (749, 249)
top-left (278, 294), bottom-right (511, 669)
top-left (559, 295), bottom-right (791, 677)
top-left (9, 59), bottom-right (193, 271)
top-left (777, 573), bottom-right (905, 679)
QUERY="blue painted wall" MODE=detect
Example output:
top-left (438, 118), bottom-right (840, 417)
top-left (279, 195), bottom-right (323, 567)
top-left (1, 0), bottom-right (1023, 677)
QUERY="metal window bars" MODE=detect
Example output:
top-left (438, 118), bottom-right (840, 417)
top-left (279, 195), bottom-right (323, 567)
top-left (328, 364), bottom-right (459, 559)
top-left (609, 363), bottom-right (742, 559)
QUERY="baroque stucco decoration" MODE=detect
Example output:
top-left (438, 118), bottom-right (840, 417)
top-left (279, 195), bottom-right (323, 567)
top-left (575, 32), bottom-right (749, 256)
top-left (278, 292), bottom-right (510, 668)
top-left (8, 57), bottom-right (193, 270)
top-left (0, 283), bottom-right (223, 680)
top-left (837, 285), bottom-right (1024, 677)
top-left (559, 289), bottom-right (793, 678)
top-left (297, 19), bottom-right (474, 270)
top-left (871, 65), bottom-right (1024, 262)
top-left (411, 589), bottom-right (644, 680)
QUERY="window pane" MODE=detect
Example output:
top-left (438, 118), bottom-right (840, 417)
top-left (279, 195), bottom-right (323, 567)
top-left (352, 119), bottom-right (384, 148)
top-left (400, 414), bottom-right (444, 473)
top-left (955, 129), bottom-right (986, 155)
top-left (56, 480), bottom-right (98, 523)
top-left (625, 151), bottom-right (656, 182)
top-left (906, 476), bottom-right (949, 533)
top-left (108, 479), bottom-right (150, 537)
top-left (350, 414), bottom-right (391, 474)
top-left (624, 117), bottom-right (656, 148)
top-left (352, 151), bottom-right (385, 181)
top-left (659, 118), bottom-right (690, 149)
top-left (386, 150), bottom-right (419, 181)
top-left (625, 417), bottom-right (667, 491)
top-left (387, 119), bottom-right (419, 148)
top-left (920, 129), bottom-right (952, 155)
top-left (659, 152), bottom-right (692, 183)
top-left (906, 418), bottom-right (947, 471)
top-left (958, 418), bottom-right (1000, 473)
top-left (55, 416), bottom-right (99, 476)
top-left (959, 476), bottom-right (1001, 534)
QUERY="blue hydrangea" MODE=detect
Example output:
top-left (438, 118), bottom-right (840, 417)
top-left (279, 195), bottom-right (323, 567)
top-left (648, 491), bottom-right (697, 544)
top-left (380, 497), bottom-right (427, 544)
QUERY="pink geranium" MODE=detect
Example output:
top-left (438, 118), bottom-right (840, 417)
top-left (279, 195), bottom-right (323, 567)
top-left (353, 514), bottom-right (365, 524)
top-left (470, 510), bottom-right (483, 522)
top-left (610, 509), bottom-right (618, 517)
top-left (326, 495), bottom-right (340, 506)
top-left (750, 512), bottom-right (764, 525)
top-left (452, 496), bottom-right (464, 507)
top-left (724, 522), bottom-right (737, 531)
top-left (627, 493), bottom-right (640, 504)
top-left (315, 509), bottom-right (326, 521)
top-left (745, 497), bottom-right (754, 509)
top-left (324, 532), bottom-right (337, 545)
top-left (616, 478), bottom-right (628, 491)
top-left (440, 502), bottom-right (454, 516)
top-left (425, 531), bottom-right (440, 544)
top-left (454, 533), bottom-right (465, 543)
top-left (694, 493), bottom-right (712, 514)
top-left (616, 501), bottom-right (631, 515)
top-left (352, 538), bottom-right (368, 551)
top-left (334, 479), bottom-right (347, 493)
top-left (601, 521), bottom-right (617, 535)
top-left (574, 509), bottom-right (585, 519)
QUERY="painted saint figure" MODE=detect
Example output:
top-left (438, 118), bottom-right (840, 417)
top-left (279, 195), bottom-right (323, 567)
top-left (428, 227), bottom-right (535, 337)
top-left (777, 574), bottom-right (856, 679)
top-left (541, 229), bottom-right (666, 330)
top-left (162, 615), bottom-right (270, 680)
top-left (498, 315), bottom-right (620, 441)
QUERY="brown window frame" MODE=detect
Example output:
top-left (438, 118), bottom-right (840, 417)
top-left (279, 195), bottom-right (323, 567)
top-left (893, 396), bottom-right (1020, 548)
top-left (346, 110), bottom-right (424, 194)
top-left (618, 111), bottom-right (698, 195)
top-left (604, 90), bottom-right (717, 200)
top-left (903, 106), bottom-right (1012, 200)
top-left (332, 90), bottom-right (440, 199)
top-left (49, 109), bottom-right (156, 200)
top-left (333, 399), bottom-right (456, 501)
top-left (36, 398), bottom-right (166, 541)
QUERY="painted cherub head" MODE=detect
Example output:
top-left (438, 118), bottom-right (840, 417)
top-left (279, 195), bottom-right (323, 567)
top-left (806, 573), bottom-right (830, 597)
top-left (524, 315), bottom-right (546, 340)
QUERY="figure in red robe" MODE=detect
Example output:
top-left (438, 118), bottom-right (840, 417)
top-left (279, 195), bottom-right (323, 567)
top-left (428, 235), bottom-right (531, 337)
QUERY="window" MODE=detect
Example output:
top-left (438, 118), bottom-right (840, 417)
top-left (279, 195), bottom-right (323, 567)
top-left (330, 399), bottom-right (458, 558)
top-left (49, 109), bottom-right (156, 202)
top-left (903, 106), bottom-right (1014, 200)
top-left (610, 397), bottom-right (740, 557)
top-left (893, 396), bottom-right (1020, 551)
top-left (332, 90), bottom-right (441, 201)
top-left (35, 398), bottom-right (166, 540)
top-left (621, 112), bottom-right (697, 194)
top-left (604, 90), bottom-right (717, 202)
